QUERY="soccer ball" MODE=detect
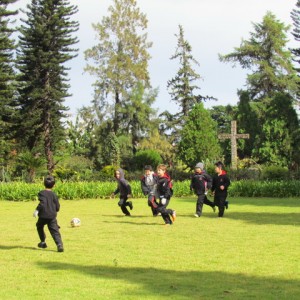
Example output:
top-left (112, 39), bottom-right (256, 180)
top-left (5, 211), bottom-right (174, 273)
top-left (71, 217), bottom-right (81, 227)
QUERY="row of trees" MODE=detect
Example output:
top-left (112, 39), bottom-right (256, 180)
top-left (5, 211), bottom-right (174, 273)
top-left (0, 0), bottom-right (300, 182)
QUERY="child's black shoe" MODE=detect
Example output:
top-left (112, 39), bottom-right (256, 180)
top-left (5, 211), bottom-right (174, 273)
top-left (225, 200), bottom-right (229, 209)
top-left (38, 242), bottom-right (47, 249)
top-left (57, 244), bottom-right (64, 252)
top-left (128, 201), bottom-right (133, 210)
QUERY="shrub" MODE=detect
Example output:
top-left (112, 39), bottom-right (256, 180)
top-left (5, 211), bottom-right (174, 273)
top-left (133, 149), bottom-right (163, 170)
top-left (54, 167), bottom-right (79, 182)
top-left (261, 165), bottom-right (289, 180)
top-left (98, 165), bottom-right (118, 181)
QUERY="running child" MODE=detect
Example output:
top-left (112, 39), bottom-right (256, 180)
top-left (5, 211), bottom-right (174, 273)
top-left (33, 175), bottom-right (64, 252)
top-left (141, 165), bottom-right (159, 216)
top-left (156, 164), bottom-right (176, 225)
top-left (111, 168), bottom-right (133, 216)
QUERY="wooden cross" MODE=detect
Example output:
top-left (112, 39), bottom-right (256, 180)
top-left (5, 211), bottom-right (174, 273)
top-left (218, 120), bottom-right (249, 170)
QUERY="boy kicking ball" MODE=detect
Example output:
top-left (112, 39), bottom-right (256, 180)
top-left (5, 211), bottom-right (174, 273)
top-left (33, 176), bottom-right (64, 252)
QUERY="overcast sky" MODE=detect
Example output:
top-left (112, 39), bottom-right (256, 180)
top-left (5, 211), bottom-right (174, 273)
top-left (13, 0), bottom-right (298, 117)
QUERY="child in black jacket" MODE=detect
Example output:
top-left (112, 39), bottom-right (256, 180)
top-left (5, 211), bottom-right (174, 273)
top-left (156, 164), bottom-right (176, 225)
top-left (190, 162), bottom-right (216, 217)
top-left (141, 165), bottom-right (159, 216)
top-left (111, 168), bottom-right (133, 216)
top-left (211, 161), bottom-right (231, 217)
top-left (33, 176), bottom-right (64, 252)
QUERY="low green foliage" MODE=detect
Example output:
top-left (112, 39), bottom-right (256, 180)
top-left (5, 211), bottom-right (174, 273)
top-left (1, 179), bottom-right (300, 201)
top-left (0, 197), bottom-right (299, 299)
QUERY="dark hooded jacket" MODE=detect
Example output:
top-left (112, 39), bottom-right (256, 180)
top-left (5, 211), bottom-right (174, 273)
top-left (190, 170), bottom-right (212, 195)
top-left (157, 173), bottom-right (173, 199)
top-left (35, 189), bottom-right (60, 219)
top-left (114, 168), bottom-right (132, 197)
top-left (211, 170), bottom-right (230, 196)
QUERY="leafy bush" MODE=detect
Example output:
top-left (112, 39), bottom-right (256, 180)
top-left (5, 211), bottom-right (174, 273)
top-left (133, 149), bottom-right (162, 170)
top-left (98, 165), bottom-right (118, 181)
top-left (261, 165), bottom-right (289, 180)
top-left (54, 167), bottom-right (79, 182)
top-left (229, 180), bottom-right (300, 197)
top-left (1, 179), bottom-right (300, 201)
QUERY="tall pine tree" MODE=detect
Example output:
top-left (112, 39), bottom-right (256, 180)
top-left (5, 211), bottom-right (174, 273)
top-left (167, 25), bottom-right (201, 117)
top-left (291, 0), bottom-right (300, 101)
top-left (16, 0), bottom-right (79, 174)
top-left (0, 0), bottom-right (18, 164)
top-left (219, 12), bottom-right (299, 103)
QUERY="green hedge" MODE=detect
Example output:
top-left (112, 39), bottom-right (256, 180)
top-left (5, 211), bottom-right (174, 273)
top-left (1, 180), bottom-right (300, 201)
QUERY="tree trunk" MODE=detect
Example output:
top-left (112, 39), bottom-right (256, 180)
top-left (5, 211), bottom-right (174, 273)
top-left (44, 110), bottom-right (54, 174)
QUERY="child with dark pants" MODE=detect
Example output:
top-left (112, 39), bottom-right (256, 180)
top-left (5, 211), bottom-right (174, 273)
top-left (190, 162), bottom-right (215, 217)
top-left (33, 176), bottom-right (64, 252)
top-left (156, 164), bottom-right (176, 225)
top-left (141, 165), bottom-right (159, 216)
top-left (111, 168), bottom-right (133, 216)
top-left (211, 161), bottom-right (231, 217)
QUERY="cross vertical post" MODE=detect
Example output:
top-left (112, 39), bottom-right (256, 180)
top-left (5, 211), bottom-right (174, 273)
top-left (218, 120), bottom-right (250, 170)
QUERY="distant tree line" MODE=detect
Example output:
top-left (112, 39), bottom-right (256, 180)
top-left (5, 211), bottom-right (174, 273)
top-left (0, 0), bottom-right (300, 182)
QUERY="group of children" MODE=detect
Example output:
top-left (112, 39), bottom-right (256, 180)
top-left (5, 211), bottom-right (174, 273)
top-left (112, 164), bottom-right (176, 225)
top-left (112, 161), bottom-right (230, 221)
top-left (33, 161), bottom-right (230, 251)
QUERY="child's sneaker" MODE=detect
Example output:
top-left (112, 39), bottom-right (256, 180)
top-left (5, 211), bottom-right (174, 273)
top-left (171, 210), bottom-right (176, 222)
top-left (225, 200), bottom-right (229, 210)
top-left (128, 201), bottom-right (133, 210)
top-left (194, 214), bottom-right (199, 218)
top-left (38, 242), bottom-right (47, 249)
top-left (57, 244), bottom-right (64, 252)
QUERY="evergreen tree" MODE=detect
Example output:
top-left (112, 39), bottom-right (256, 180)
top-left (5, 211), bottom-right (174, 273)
top-left (16, 0), bottom-right (79, 174)
top-left (177, 102), bottom-right (220, 168)
top-left (291, 0), bottom-right (300, 72)
top-left (84, 0), bottom-right (152, 134)
top-left (167, 25), bottom-right (201, 117)
top-left (291, 0), bottom-right (300, 101)
top-left (0, 0), bottom-right (18, 164)
top-left (101, 131), bottom-right (120, 167)
top-left (219, 12), bottom-right (300, 103)
top-left (254, 93), bottom-right (300, 166)
top-left (236, 90), bottom-right (260, 158)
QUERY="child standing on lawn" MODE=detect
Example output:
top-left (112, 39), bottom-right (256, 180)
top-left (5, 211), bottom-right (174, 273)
top-left (156, 164), bottom-right (176, 225)
top-left (33, 175), bottom-right (64, 252)
top-left (190, 162), bottom-right (216, 217)
top-left (111, 168), bottom-right (133, 216)
top-left (211, 161), bottom-right (231, 217)
top-left (141, 165), bottom-right (159, 216)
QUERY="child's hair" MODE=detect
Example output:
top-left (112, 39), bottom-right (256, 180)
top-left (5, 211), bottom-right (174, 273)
top-left (144, 165), bottom-right (153, 171)
top-left (44, 176), bottom-right (55, 188)
top-left (215, 161), bottom-right (224, 169)
top-left (157, 164), bottom-right (167, 172)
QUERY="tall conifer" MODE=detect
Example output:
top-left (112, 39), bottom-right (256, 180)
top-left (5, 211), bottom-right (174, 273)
top-left (0, 0), bottom-right (18, 162)
top-left (16, 0), bottom-right (79, 173)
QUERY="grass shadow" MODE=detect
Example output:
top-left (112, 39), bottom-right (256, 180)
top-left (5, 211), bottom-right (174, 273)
top-left (227, 212), bottom-right (300, 226)
top-left (226, 197), bottom-right (300, 207)
top-left (0, 244), bottom-right (57, 252)
top-left (102, 220), bottom-right (160, 226)
top-left (37, 261), bottom-right (300, 299)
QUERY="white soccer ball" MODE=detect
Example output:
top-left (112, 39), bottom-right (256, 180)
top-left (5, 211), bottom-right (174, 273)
top-left (71, 217), bottom-right (81, 227)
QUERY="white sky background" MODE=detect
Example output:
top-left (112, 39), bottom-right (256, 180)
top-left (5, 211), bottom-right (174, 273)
top-left (13, 0), bottom-right (298, 117)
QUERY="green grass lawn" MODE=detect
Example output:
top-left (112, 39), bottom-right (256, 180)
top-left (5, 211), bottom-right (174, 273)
top-left (0, 196), bottom-right (299, 299)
